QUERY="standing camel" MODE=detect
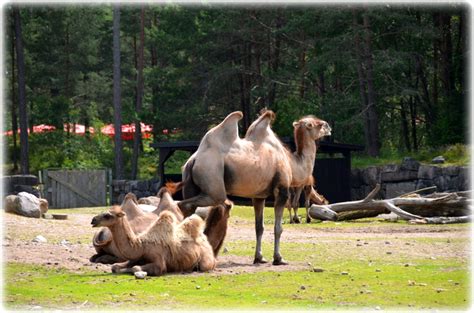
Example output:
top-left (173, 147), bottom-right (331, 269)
top-left (178, 110), bottom-right (331, 265)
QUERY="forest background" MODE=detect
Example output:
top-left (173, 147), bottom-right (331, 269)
top-left (3, 3), bottom-right (469, 180)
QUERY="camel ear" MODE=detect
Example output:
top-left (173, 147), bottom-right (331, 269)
top-left (116, 211), bottom-right (125, 217)
top-left (292, 121), bottom-right (299, 128)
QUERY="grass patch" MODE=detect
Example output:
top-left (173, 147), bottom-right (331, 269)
top-left (5, 260), bottom-right (469, 310)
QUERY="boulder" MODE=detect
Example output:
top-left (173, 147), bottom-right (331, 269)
top-left (431, 156), bottom-right (445, 164)
top-left (400, 157), bottom-right (420, 171)
top-left (385, 182), bottom-right (417, 198)
top-left (418, 165), bottom-right (442, 180)
top-left (4, 195), bottom-right (19, 213)
top-left (361, 166), bottom-right (381, 186)
top-left (443, 166), bottom-right (460, 177)
top-left (7, 192), bottom-right (44, 218)
top-left (39, 198), bottom-right (49, 214)
top-left (458, 167), bottom-right (470, 191)
top-left (381, 170), bottom-right (418, 183)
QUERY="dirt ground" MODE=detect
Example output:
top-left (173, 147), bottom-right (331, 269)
top-left (2, 211), bottom-right (471, 275)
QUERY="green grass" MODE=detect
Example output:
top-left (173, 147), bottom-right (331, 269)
top-left (4, 205), bottom-right (471, 310)
top-left (5, 258), bottom-right (469, 310)
top-left (352, 144), bottom-right (470, 169)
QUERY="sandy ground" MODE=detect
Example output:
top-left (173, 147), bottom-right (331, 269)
top-left (2, 211), bottom-right (471, 275)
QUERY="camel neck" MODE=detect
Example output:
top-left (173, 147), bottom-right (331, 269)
top-left (109, 218), bottom-right (142, 260)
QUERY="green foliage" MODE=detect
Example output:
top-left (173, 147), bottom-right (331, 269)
top-left (352, 144), bottom-right (470, 169)
top-left (4, 5), bottom-right (467, 176)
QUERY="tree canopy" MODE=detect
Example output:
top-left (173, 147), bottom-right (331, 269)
top-left (4, 4), bottom-right (467, 177)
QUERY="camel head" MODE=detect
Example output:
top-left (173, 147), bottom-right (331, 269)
top-left (293, 116), bottom-right (331, 141)
top-left (91, 206), bottom-right (125, 228)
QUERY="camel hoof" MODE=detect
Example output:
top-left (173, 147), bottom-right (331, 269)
top-left (306, 217), bottom-right (311, 223)
top-left (111, 265), bottom-right (119, 273)
top-left (293, 217), bottom-right (301, 224)
top-left (253, 257), bottom-right (268, 264)
top-left (272, 258), bottom-right (289, 266)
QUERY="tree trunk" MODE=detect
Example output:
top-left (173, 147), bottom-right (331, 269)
top-left (267, 12), bottom-right (283, 108)
top-left (131, 8), bottom-right (145, 180)
top-left (113, 5), bottom-right (124, 179)
top-left (439, 12), bottom-right (454, 97)
top-left (10, 13), bottom-right (19, 173)
top-left (409, 96), bottom-right (418, 152)
top-left (13, 8), bottom-right (29, 174)
top-left (362, 12), bottom-right (380, 157)
top-left (400, 99), bottom-right (411, 151)
top-left (151, 11), bottom-right (160, 140)
top-left (352, 10), bottom-right (371, 157)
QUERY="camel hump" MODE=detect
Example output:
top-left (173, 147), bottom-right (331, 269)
top-left (244, 109), bottom-right (276, 140)
top-left (123, 193), bottom-right (138, 204)
top-left (180, 214), bottom-right (204, 239)
top-left (202, 111), bottom-right (242, 148)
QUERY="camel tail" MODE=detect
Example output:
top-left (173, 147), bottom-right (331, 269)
top-left (157, 182), bottom-right (181, 198)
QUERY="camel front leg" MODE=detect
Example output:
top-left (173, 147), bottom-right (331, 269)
top-left (111, 260), bottom-right (139, 274)
top-left (132, 261), bottom-right (166, 277)
top-left (273, 187), bottom-right (289, 265)
top-left (252, 198), bottom-right (267, 264)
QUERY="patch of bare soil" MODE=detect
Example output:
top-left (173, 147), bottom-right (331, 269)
top-left (2, 211), bottom-right (470, 275)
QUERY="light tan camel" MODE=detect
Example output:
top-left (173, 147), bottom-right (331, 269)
top-left (91, 186), bottom-right (185, 264)
top-left (90, 193), bottom-right (161, 264)
top-left (179, 110), bottom-right (331, 265)
top-left (90, 205), bottom-right (216, 276)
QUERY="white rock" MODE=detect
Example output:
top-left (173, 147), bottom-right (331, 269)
top-left (134, 271), bottom-right (147, 279)
top-left (33, 235), bottom-right (47, 243)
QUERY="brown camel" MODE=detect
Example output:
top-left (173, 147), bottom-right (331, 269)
top-left (178, 110), bottom-right (331, 265)
top-left (91, 205), bottom-right (216, 276)
top-left (90, 193), bottom-right (160, 264)
top-left (287, 179), bottom-right (329, 224)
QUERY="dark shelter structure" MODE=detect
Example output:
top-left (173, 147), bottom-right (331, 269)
top-left (152, 139), bottom-right (363, 204)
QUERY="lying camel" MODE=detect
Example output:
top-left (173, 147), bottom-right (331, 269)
top-left (179, 110), bottom-right (331, 265)
top-left (90, 193), bottom-right (160, 264)
top-left (91, 205), bottom-right (216, 276)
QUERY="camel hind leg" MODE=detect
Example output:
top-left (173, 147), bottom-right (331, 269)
top-left (252, 198), bottom-right (267, 264)
top-left (273, 186), bottom-right (289, 265)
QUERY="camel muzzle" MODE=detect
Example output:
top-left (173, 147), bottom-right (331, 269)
top-left (91, 217), bottom-right (100, 227)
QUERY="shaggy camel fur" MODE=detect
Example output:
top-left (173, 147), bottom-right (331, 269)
top-left (91, 205), bottom-right (216, 276)
top-left (164, 182), bottom-right (233, 257)
top-left (90, 193), bottom-right (160, 264)
top-left (91, 186), bottom-right (186, 264)
top-left (179, 110), bottom-right (331, 265)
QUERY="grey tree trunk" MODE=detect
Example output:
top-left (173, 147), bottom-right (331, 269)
top-left (10, 12), bottom-right (19, 172)
top-left (362, 13), bottom-right (380, 157)
top-left (113, 5), bottom-right (124, 179)
top-left (131, 8), bottom-right (145, 180)
top-left (13, 8), bottom-right (29, 174)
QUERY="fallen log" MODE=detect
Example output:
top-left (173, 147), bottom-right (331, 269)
top-left (308, 184), bottom-right (471, 224)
